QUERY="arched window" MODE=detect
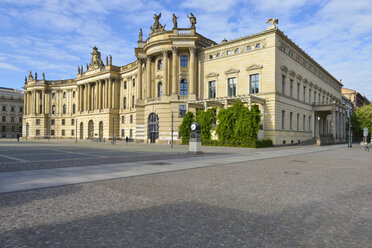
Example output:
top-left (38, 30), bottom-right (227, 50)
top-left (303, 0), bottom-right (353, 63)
top-left (157, 59), bottom-right (163, 70)
top-left (73, 91), bottom-right (76, 98)
top-left (63, 92), bottom-right (66, 98)
top-left (63, 104), bottom-right (66, 114)
top-left (73, 104), bottom-right (76, 114)
top-left (158, 82), bottom-right (162, 97)
top-left (124, 97), bottom-right (127, 109)
top-left (124, 81), bottom-right (127, 89)
top-left (52, 105), bottom-right (56, 114)
top-left (180, 79), bottom-right (188, 96)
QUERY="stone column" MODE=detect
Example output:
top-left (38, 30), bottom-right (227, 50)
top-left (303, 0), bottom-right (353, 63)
top-left (108, 78), bottom-right (112, 108)
top-left (331, 110), bottom-right (336, 141)
top-left (189, 47), bottom-right (196, 95)
top-left (85, 84), bottom-right (88, 111)
top-left (146, 56), bottom-right (151, 98)
top-left (162, 51), bottom-right (168, 96)
top-left (137, 59), bottom-right (143, 100)
top-left (105, 79), bottom-right (108, 109)
top-left (95, 81), bottom-right (99, 110)
top-left (172, 46), bottom-right (178, 95)
top-left (32, 90), bottom-right (35, 114)
top-left (24, 92), bottom-right (27, 115)
top-left (42, 91), bottom-right (45, 114)
top-left (112, 79), bottom-right (116, 108)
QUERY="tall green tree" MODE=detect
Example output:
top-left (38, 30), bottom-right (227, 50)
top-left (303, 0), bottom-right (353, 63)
top-left (179, 112), bottom-right (195, 144)
top-left (196, 108), bottom-right (216, 141)
top-left (351, 104), bottom-right (372, 136)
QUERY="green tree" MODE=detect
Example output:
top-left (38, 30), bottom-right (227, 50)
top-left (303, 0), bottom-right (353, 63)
top-left (247, 105), bottom-right (261, 147)
top-left (179, 111), bottom-right (195, 144)
top-left (351, 104), bottom-right (372, 136)
top-left (196, 108), bottom-right (216, 141)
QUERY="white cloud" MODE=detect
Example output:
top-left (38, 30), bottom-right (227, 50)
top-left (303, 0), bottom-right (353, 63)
top-left (0, 62), bottom-right (22, 71)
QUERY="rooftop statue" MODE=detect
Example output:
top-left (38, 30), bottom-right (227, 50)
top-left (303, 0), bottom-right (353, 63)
top-left (35, 72), bottom-right (37, 81)
top-left (78, 65), bottom-right (81, 74)
top-left (265, 18), bottom-right (278, 30)
top-left (25, 76), bottom-right (27, 84)
top-left (88, 46), bottom-right (104, 70)
top-left (139, 28), bottom-right (143, 42)
top-left (42, 72), bottom-right (45, 80)
top-left (172, 13), bottom-right (178, 29)
top-left (150, 13), bottom-right (165, 34)
top-left (188, 13), bottom-right (196, 28)
top-left (28, 71), bottom-right (33, 81)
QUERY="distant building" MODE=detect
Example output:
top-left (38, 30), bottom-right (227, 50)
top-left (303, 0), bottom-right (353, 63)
top-left (342, 87), bottom-right (370, 108)
top-left (0, 87), bottom-right (24, 138)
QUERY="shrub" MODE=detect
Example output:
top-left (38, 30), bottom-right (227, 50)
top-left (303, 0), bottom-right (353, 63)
top-left (179, 111), bottom-right (195, 144)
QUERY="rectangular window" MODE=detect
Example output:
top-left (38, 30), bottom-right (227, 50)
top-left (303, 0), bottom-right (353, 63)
top-left (124, 81), bottom-right (127, 89)
top-left (2, 126), bottom-right (5, 132)
top-left (227, 77), bottom-right (236, 97)
top-left (282, 110), bottom-right (285, 129)
top-left (314, 92), bottom-right (316, 104)
top-left (71, 130), bottom-right (75, 136)
top-left (208, 81), bottom-right (216, 99)
top-left (290, 79), bottom-right (293, 97)
top-left (71, 119), bottom-right (75, 126)
top-left (19, 117), bottom-right (22, 122)
top-left (62, 130), bottom-right (65, 136)
top-left (121, 129), bottom-right (125, 137)
top-left (309, 89), bottom-right (311, 103)
top-left (11, 116), bottom-right (14, 122)
top-left (62, 119), bottom-right (65, 125)
top-left (133, 79), bottom-right (135, 87)
top-left (124, 98), bottom-right (127, 109)
top-left (319, 94), bottom-right (321, 104)
top-left (51, 130), bottom-right (55, 136)
top-left (39, 105), bottom-right (42, 114)
top-left (51, 119), bottom-right (55, 125)
top-left (36, 130), bottom-right (40, 136)
top-left (180, 55), bottom-right (188, 67)
top-left (132, 96), bottom-right (135, 108)
top-left (122, 116), bottom-right (125, 124)
top-left (129, 129), bottom-right (133, 138)
top-left (290, 112), bottom-right (293, 129)
top-left (36, 119), bottom-right (40, 125)
top-left (130, 115), bottom-right (133, 123)
top-left (11, 106), bottom-right (15, 112)
top-left (303, 86), bottom-right (306, 102)
top-left (303, 115), bottom-right (306, 130)
top-left (282, 75), bottom-right (286, 95)
top-left (1, 116), bottom-right (5, 122)
top-left (250, 74), bottom-right (259, 94)
top-left (297, 113), bottom-right (299, 130)
top-left (2, 106), bottom-right (5, 111)
top-left (322, 96), bottom-right (325, 104)
top-left (179, 105), bottom-right (187, 117)
top-left (297, 83), bottom-right (300, 100)
top-left (309, 116), bottom-right (311, 131)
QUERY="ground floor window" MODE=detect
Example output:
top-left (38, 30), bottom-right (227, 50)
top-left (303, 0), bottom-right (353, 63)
top-left (179, 105), bottom-right (187, 117)
top-left (71, 130), bottom-right (74, 136)
top-left (62, 130), bottom-right (65, 136)
top-left (36, 119), bottom-right (40, 125)
top-left (121, 129), bottom-right (125, 137)
top-left (130, 129), bottom-right (133, 138)
top-left (51, 130), bottom-right (55, 136)
top-left (36, 129), bottom-right (40, 136)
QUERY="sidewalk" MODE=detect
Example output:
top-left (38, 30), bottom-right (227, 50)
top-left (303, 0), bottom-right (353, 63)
top-left (0, 144), bottom-right (346, 194)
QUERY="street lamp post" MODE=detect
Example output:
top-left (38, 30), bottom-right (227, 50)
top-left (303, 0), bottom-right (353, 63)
top-left (112, 116), bottom-right (115, 144)
top-left (75, 117), bottom-right (77, 143)
top-left (171, 112), bottom-right (174, 149)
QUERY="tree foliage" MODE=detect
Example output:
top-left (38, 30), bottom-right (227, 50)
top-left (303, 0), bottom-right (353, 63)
top-left (196, 108), bottom-right (216, 141)
top-left (351, 104), bottom-right (372, 136)
top-left (179, 111), bottom-right (195, 144)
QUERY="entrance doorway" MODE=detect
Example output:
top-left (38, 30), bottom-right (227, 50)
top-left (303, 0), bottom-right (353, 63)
top-left (88, 120), bottom-right (94, 139)
top-left (80, 122), bottom-right (84, 139)
top-left (99, 121), bottom-right (103, 140)
top-left (148, 113), bottom-right (159, 143)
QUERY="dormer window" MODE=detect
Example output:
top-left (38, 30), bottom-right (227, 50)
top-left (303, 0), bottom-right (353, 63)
top-left (255, 43), bottom-right (261, 49)
top-left (226, 50), bottom-right (231, 55)
top-left (234, 48), bottom-right (239, 54)
top-left (247, 45), bottom-right (252, 51)
top-left (216, 53), bottom-right (220, 58)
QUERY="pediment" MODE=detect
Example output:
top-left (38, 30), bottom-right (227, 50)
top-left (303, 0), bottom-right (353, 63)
top-left (246, 64), bottom-right (263, 71)
top-left (280, 65), bottom-right (288, 72)
top-left (224, 68), bottom-right (240, 75)
top-left (289, 70), bottom-right (296, 76)
top-left (206, 72), bottom-right (219, 78)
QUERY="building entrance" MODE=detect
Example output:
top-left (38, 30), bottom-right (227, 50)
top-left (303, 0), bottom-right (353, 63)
top-left (148, 113), bottom-right (159, 143)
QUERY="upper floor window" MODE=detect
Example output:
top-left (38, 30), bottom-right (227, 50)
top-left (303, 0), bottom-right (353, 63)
top-left (39, 92), bottom-right (42, 99)
top-left (179, 105), bottom-right (187, 117)
top-left (228, 77), bottom-right (236, 97)
top-left (282, 110), bottom-right (285, 129)
top-left (71, 119), bottom-right (75, 125)
top-left (73, 91), bottom-right (76, 98)
top-left (180, 79), bottom-right (188, 96)
top-left (250, 74), bottom-right (259, 94)
top-left (209, 55), bottom-right (213, 59)
top-left (11, 116), bottom-right (14, 122)
top-left (290, 79), bottom-right (293, 97)
top-left (309, 89), bottom-right (312, 103)
top-left (123, 97), bottom-right (127, 109)
top-left (124, 81), bottom-right (127, 89)
top-left (157, 59), bottom-right (163, 70)
top-left (234, 48), bottom-right (239, 54)
top-left (247, 45), bottom-right (252, 51)
top-left (281, 75), bottom-right (286, 95)
top-left (130, 115), bottom-right (133, 123)
top-left (72, 104), bottom-right (76, 114)
top-left (132, 96), bottom-right (135, 108)
top-left (62, 119), bottom-right (65, 125)
top-left (11, 106), bottom-right (15, 112)
top-left (158, 82), bottom-right (163, 97)
top-left (51, 119), bottom-right (55, 125)
top-left (180, 55), bottom-right (188, 67)
top-left (226, 50), bottom-right (231, 55)
top-left (52, 105), bottom-right (56, 114)
top-left (132, 78), bottom-right (135, 87)
top-left (2, 106), bottom-right (5, 111)
top-left (290, 112), bottom-right (293, 129)
top-left (216, 53), bottom-right (221, 58)
top-left (121, 116), bottom-right (125, 124)
top-left (297, 83), bottom-right (300, 100)
top-left (255, 43), bottom-right (261, 49)
top-left (63, 92), bottom-right (66, 98)
top-left (303, 86), bottom-right (306, 102)
top-left (63, 104), bottom-right (66, 114)
top-left (2, 116), bottom-right (5, 122)
top-left (52, 93), bottom-right (56, 99)
top-left (208, 81), bottom-right (216, 99)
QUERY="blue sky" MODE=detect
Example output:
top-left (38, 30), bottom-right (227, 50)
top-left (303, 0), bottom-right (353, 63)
top-left (0, 0), bottom-right (371, 100)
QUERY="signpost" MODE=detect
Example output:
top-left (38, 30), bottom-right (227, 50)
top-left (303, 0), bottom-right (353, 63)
top-left (363, 127), bottom-right (368, 142)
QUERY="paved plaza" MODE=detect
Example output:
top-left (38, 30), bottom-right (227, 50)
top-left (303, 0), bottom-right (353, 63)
top-left (0, 140), bottom-right (371, 247)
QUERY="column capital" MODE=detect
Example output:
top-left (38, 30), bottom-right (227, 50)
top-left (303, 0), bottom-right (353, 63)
top-left (172, 46), bottom-right (178, 52)
top-left (162, 50), bottom-right (169, 56)
top-left (146, 55), bottom-right (152, 62)
top-left (189, 46), bottom-right (196, 53)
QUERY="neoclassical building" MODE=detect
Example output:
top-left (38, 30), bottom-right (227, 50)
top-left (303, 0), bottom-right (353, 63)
top-left (0, 87), bottom-right (23, 138)
top-left (23, 14), bottom-right (346, 145)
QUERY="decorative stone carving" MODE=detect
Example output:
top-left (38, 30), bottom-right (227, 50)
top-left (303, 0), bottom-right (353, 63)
top-left (150, 13), bottom-right (165, 34)
top-left (172, 14), bottom-right (178, 29)
top-left (188, 13), bottom-right (196, 29)
top-left (88, 46), bottom-right (104, 70)
top-left (246, 64), bottom-right (263, 71)
top-left (265, 18), bottom-right (278, 30)
top-left (206, 72), bottom-right (219, 78)
top-left (224, 68), bottom-right (240, 75)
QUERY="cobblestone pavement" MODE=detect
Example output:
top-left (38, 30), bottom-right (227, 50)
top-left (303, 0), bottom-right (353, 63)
top-left (1, 146), bottom-right (371, 247)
